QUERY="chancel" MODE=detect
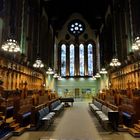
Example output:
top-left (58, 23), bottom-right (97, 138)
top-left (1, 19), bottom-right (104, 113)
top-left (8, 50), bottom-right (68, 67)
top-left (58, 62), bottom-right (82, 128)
top-left (0, 0), bottom-right (140, 140)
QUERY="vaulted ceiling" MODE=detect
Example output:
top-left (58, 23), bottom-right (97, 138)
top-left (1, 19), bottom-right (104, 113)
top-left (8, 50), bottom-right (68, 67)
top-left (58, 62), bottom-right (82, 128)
top-left (42, 0), bottom-right (109, 34)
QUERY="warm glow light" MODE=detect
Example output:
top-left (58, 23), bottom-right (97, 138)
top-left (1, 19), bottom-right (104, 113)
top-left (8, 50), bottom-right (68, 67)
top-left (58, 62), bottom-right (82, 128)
top-left (132, 37), bottom-right (140, 51)
top-left (33, 58), bottom-right (44, 68)
top-left (109, 58), bottom-right (121, 67)
top-left (53, 73), bottom-right (58, 78)
top-left (135, 37), bottom-right (140, 47)
top-left (95, 73), bottom-right (101, 78)
top-left (58, 76), bottom-right (62, 80)
top-left (46, 67), bottom-right (54, 74)
top-left (100, 68), bottom-right (108, 74)
top-left (1, 39), bottom-right (20, 52)
top-left (132, 43), bottom-right (139, 50)
top-left (92, 76), bottom-right (96, 80)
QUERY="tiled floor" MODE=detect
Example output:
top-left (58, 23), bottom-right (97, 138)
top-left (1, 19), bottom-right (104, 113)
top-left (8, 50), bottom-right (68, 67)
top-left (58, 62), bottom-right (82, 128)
top-left (9, 100), bottom-right (140, 140)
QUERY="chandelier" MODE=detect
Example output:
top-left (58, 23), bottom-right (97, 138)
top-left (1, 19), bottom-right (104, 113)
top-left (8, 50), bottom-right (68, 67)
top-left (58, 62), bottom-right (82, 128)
top-left (33, 3), bottom-right (44, 69)
top-left (46, 67), bottom-right (54, 74)
top-left (100, 68), bottom-right (108, 74)
top-left (92, 76), bottom-right (96, 80)
top-left (95, 73), bottom-right (101, 78)
top-left (58, 76), bottom-right (62, 80)
top-left (132, 37), bottom-right (140, 51)
top-left (109, 58), bottom-right (121, 67)
top-left (53, 73), bottom-right (59, 78)
top-left (33, 58), bottom-right (44, 68)
top-left (132, 43), bottom-right (139, 50)
top-left (1, 39), bottom-right (20, 52)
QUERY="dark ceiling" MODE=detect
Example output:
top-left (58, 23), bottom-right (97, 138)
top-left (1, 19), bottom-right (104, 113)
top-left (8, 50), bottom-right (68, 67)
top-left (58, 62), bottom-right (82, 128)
top-left (43, 0), bottom-right (109, 33)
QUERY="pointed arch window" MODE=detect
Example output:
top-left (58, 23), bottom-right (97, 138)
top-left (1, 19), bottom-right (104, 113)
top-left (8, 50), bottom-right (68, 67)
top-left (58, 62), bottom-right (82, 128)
top-left (88, 43), bottom-right (93, 76)
top-left (61, 44), bottom-right (66, 76)
top-left (79, 43), bottom-right (84, 76)
top-left (70, 44), bottom-right (75, 76)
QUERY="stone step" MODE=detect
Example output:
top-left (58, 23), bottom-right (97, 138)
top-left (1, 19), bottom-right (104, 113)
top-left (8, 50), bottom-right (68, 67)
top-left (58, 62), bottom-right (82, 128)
top-left (118, 124), bottom-right (128, 132)
top-left (13, 127), bottom-right (26, 136)
top-left (128, 128), bottom-right (140, 137)
top-left (134, 124), bottom-right (140, 132)
top-left (11, 123), bottom-right (20, 130)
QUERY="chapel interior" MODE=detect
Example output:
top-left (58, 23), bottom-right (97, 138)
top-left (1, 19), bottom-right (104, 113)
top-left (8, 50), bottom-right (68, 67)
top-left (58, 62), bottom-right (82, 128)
top-left (0, 0), bottom-right (140, 140)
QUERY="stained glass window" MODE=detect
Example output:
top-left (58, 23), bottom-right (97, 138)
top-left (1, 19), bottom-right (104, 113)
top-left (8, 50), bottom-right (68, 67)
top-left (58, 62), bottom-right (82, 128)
top-left (61, 44), bottom-right (66, 76)
top-left (70, 44), bottom-right (75, 76)
top-left (88, 44), bottom-right (93, 76)
top-left (60, 42), bottom-right (94, 77)
top-left (79, 44), bottom-right (84, 76)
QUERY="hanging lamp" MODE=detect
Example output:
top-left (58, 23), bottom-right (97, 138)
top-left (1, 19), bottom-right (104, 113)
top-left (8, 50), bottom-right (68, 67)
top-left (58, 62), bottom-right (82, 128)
top-left (1, 1), bottom-right (20, 53)
top-left (1, 39), bottom-right (20, 52)
top-left (109, 6), bottom-right (121, 67)
top-left (95, 73), bottom-right (101, 78)
top-left (33, 2), bottom-right (44, 68)
top-left (33, 58), bottom-right (44, 68)
top-left (46, 67), bottom-right (54, 74)
top-left (92, 76), bottom-right (96, 80)
top-left (100, 68), bottom-right (108, 74)
top-left (109, 58), bottom-right (121, 67)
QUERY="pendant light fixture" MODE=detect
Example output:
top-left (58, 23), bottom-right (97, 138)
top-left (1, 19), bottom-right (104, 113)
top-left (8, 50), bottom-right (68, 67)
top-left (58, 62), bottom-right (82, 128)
top-left (100, 68), bottom-right (107, 74)
top-left (109, 3), bottom-right (121, 67)
top-left (33, 1), bottom-right (44, 68)
top-left (127, 0), bottom-right (140, 51)
top-left (33, 58), bottom-right (44, 68)
top-left (132, 37), bottom-right (140, 51)
top-left (46, 67), bottom-right (54, 74)
top-left (1, 39), bottom-right (20, 52)
top-left (1, 1), bottom-right (20, 53)
top-left (99, 39), bottom-right (108, 74)
top-left (53, 73), bottom-right (59, 78)
top-left (92, 76), bottom-right (96, 80)
top-left (95, 72), bottom-right (101, 78)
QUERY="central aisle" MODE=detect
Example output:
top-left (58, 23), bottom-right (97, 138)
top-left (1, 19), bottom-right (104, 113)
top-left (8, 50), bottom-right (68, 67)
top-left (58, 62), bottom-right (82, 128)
top-left (9, 100), bottom-right (137, 140)
top-left (40, 101), bottom-right (103, 140)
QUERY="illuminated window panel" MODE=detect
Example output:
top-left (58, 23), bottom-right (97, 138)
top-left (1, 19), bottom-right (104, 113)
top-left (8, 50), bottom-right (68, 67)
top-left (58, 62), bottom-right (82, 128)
top-left (79, 44), bottom-right (84, 76)
top-left (68, 19), bottom-right (85, 36)
top-left (61, 44), bottom-right (66, 76)
top-left (88, 44), bottom-right (93, 76)
top-left (69, 44), bottom-right (75, 76)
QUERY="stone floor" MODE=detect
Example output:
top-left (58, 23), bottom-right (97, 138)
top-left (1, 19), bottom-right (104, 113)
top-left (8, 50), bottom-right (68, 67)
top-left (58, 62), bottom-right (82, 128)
top-left (9, 100), bottom-right (140, 140)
